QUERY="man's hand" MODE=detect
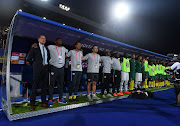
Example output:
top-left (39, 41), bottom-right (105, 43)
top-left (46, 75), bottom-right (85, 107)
top-left (32, 43), bottom-right (38, 48)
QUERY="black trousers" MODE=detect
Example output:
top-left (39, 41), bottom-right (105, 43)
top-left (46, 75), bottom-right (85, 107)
top-left (69, 71), bottom-right (82, 96)
top-left (112, 70), bottom-right (121, 93)
top-left (49, 65), bottom-right (64, 100)
top-left (30, 65), bottom-right (48, 105)
top-left (101, 73), bottom-right (111, 95)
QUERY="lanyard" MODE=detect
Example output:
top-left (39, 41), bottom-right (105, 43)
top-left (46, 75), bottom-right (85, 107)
top-left (93, 53), bottom-right (98, 62)
top-left (56, 46), bottom-right (62, 56)
top-left (75, 50), bottom-right (81, 61)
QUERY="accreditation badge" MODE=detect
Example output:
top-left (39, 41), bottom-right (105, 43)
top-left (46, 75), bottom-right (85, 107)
top-left (95, 62), bottom-right (98, 69)
top-left (58, 55), bottom-right (63, 64)
top-left (76, 61), bottom-right (81, 69)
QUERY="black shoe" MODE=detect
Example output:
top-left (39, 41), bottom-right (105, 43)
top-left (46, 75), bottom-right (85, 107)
top-left (73, 98), bottom-right (79, 102)
top-left (69, 99), bottom-right (74, 102)
top-left (176, 103), bottom-right (180, 107)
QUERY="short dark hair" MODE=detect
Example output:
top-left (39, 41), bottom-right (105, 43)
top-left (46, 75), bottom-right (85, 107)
top-left (38, 35), bottom-right (45, 39)
top-left (92, 45), bottom-right (98, 50)
top-left (75, 42), bottom-right (81, 46)
top-left (55, 38), bottom-right (62, 42)
top-left (145, 55), bottom-right (149, 58)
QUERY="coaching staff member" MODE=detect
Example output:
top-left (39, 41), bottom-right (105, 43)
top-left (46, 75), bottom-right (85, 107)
top-left (27, 35), bottom-right (49, 111)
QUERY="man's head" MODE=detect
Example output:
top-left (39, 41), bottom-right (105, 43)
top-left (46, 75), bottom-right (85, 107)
top-left (114, 52), bottom-right (120, 58)
top-left (131, 54), bottom-right (135, 59)
top-left (124, 53), bottom-right (128, 58)
top-left (55, 38), bottom-right (62, 46)
top-left (106, 51), bottom-right (111, 56)
top-left (149, 60), bottom-right (153, 66)
top-left (75, 42), bottom-right (81, 50)
top-left (138, 56), bottom-right (142, 61)
top-left (38, 35), bottom-right (46, 45)
top-left (145, 56), bottom-right (149, 60)
top-left (142, 58), bottom-right (145, 63)
top-left (92, 45), bottom-right (98, 53)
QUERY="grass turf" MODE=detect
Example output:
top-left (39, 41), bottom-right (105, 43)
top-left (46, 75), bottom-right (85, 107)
top-left (12, 85), bottom-right (173, 115)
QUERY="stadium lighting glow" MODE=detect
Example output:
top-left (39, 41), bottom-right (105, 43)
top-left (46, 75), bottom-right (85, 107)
top-left (113, 3), bottom-right (129, 19)
top-left (59, 4), bottom-right (70, 11)
top-left (41, 0), bottom-right (48, 1)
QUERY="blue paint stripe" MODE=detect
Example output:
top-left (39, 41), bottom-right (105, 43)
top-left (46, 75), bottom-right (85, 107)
top-left (16, 11), bottom-right (167, 58)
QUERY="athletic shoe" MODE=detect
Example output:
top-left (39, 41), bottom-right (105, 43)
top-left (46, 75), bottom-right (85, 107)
top-left (69, 99), bottom-right (74, 102)
top-left (124, 91), bottom-right (131, 94)
top-left (113, 93), bottom-right (118, 97)
top-left (87, 95), bottom-right (93, 101)
top-left (73, 98), bottom-right (79, 102)
top-left (48, 100), bottom-right (53, 107)
top-left (92, 95), bottom-right (100, 100)
top-left (117, 91), bottom-right (124, 95)
top-left (58, 98), bottom-right (67, 104)
top-left (106, 93), bottom-right (113, 97)
top-left (102, 94), bottom-right (106, 98)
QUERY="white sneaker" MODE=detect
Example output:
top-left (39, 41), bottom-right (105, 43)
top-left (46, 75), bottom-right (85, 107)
top-left (106, 93), bottom-right (113, 98)
top-left (102, 94), bottom-right (106, 98)
top-left (92, 95), bottom-right (100, 100)
top-left (87, 95), bottom-right (93, 101)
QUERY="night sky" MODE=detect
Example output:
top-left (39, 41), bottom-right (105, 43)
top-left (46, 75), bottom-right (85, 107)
top-left (0, 0), bottom-right (179, 55)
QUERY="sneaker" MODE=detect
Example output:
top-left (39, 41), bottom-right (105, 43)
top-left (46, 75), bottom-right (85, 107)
top-left (58, 98), bottom-right (67, 104)
top-left (102, 94), bottom-right (106, 98)
top-left (117, 91), bottom-right (124, 95)
top-left (87, 95), bottom-right (93, 101)
top-left (69, 99), bottom-right (74, 102)
top-left (92, 95), bottom-right (100, 100)
top-left (106, 93), bottom-right (113, 98)
top-left (113, 93), bottom-right (118, 97)
top-left (124, 91), bottom-right (131, 94)
top-left (73, 98), bottom-right (79, 102)
top-left (48, 100), bottom-right (53, 107)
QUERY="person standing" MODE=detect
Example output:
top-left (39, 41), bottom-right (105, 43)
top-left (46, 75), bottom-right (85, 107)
top-left (48, 38), bottom-right (68, 106)
top-left (82, 45), bottom-right (101, 101)
top-left (27, 35), bottom-right (49, 111)
top-left (135, 56), bottom-right (143, 89)
top-left (66, 42), bottom-right (83, 102)
top-left (129, 54), bottom-right (136, 91)
top-left (120, 53), bottom-right (131, 94)
top-left (101, 51), bottom-right (114, 98)
top-left (144, 56), bottom-right (149, 88)
top-left (111, 52), bottom-right (122, 96)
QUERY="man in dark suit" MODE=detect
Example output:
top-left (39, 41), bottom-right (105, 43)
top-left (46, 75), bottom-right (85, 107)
top-left (27, 35), bottom-right (49, 111)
